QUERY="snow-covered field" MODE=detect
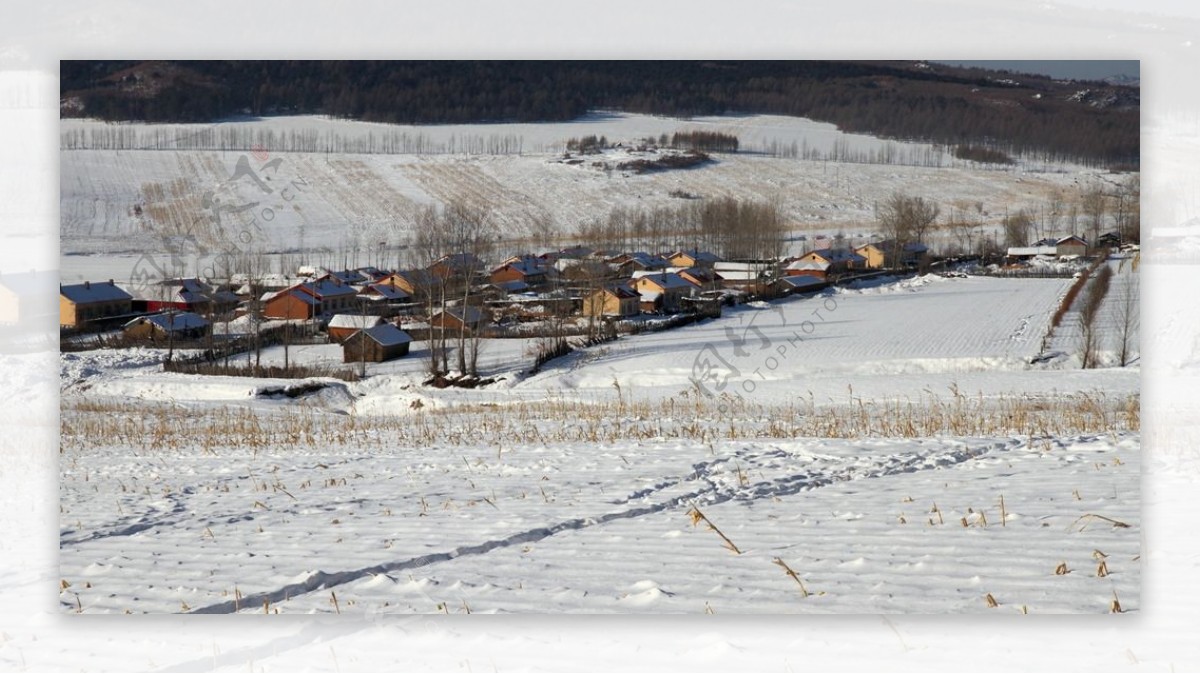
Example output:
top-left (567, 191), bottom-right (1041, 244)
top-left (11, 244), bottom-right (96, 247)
top-left (59, 112), bottom-right (1090, 278)
top-left (59, 275), bottom-right (1141, 614)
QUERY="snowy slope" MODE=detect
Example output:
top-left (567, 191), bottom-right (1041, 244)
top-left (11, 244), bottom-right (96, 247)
top-left (60, 113), bottom-right (1089, 264)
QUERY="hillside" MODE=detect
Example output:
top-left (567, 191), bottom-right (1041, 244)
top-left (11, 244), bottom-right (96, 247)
top-left (59, 112), bottom-right (1104, 274)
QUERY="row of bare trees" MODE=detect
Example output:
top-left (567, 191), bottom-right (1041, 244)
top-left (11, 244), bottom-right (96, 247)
top-left (574, 196), bottom-right (786, 261)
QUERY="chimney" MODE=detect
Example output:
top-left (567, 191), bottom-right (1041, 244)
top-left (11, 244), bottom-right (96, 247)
top-left (109, 279), bottom-right (114, 285)
top-left (84, 281), bottom-right (90, 289)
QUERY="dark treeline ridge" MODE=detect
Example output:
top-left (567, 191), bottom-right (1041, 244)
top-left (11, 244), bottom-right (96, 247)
top-left (60, 60), bottom-right (1139, 167)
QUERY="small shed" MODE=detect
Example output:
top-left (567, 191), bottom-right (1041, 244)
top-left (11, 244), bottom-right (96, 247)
top-left (327, 314), bottom-right (384, 343)
top-left (429, 306), bottom-right (488, 332)
top-left (1056, 236), bottom-right (1089, 258)
top-left (342, 323), bottom-right (413, 363)
top-left (772, 275), bottom-right (826, 295)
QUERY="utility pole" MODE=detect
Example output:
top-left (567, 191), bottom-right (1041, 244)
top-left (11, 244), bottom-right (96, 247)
top-left (359, 296), bottom-right (368, 379)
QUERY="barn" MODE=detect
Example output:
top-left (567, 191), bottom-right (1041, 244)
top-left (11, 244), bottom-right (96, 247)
top-left (122, 311), bottom-right (211, 342)
top-left (342, 323), bottom-right (413, 363)
top-left (327, 314), bottom-right (384, 343)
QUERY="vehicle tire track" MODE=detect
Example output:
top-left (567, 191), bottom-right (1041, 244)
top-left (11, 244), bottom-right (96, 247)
top-left (187, 439), bottom-right (1007, 613)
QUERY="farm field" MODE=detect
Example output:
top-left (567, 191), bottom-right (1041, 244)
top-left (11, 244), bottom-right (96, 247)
top-left (59, 113), bottom-right (1091, 274)
top-left (59, 275), bottom-right (1141, 614)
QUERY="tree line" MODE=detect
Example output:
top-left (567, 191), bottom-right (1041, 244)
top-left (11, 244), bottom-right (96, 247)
top-left (62, 60), bottom-right (1139, 168)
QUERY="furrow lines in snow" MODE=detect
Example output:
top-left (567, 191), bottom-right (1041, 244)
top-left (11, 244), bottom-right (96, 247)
top-left (186, 441), bottom-right (1000, 613)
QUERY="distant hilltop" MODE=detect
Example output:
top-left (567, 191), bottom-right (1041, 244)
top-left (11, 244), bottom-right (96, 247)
top-left (60, 60), bottom-right (1139, 169)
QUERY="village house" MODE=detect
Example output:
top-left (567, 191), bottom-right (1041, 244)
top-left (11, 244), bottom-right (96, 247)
top-left (429, 306), bottom-right (489, 332)
top-left (342, 323), bottom-right (413, 363)
top-left (854, 241), bottom-right (928, 269)
top-left (629, 272), bottom-right (694, 312)
top-left (666, 249), bottom-right (720, 269)
top-left (674, 267), bottom-right (721, 290)
top-left (490, 259), bottom-right (548, 289)
top-left (783, 258), bottom-right (830, 280)
top-left (609, 252), bottom-right (669, 277)
top-left (772, 275), bottom-right (827, 296)
top-left (480, 280), bottom-right (531, 300)
top-left (354, 266), bottom-right (391, 283)
top-left (133, 278), bottom-right (240, 316)
top-left (262, 279), bottom-right (359, 320)
top-left (1006, 235), bottom-right (1090, 262)
top-left (559, 259), bottom-right (614, 285)
top-left (582, 286), bottom-right (640, 318)
top-left (358, 281), bottom-right (412, 307)
top-left (712, 261), bottom-right (773, 291)
top-left (796, 248), bottom-right (867, 274)
top-left (320, 269), bottom-right (371, 286)
top-left (327, 313), bottom-right (384, 343)
top-left (379, 269), bottom-right (438, 298)
top-left (0, 269), bottom-right (56, 326)
top-left (59, 280), bottom-right (134, 328)
top-left (429, 252), bottom-right (485, 280)
top-left (122, 311), bottom-right (211, 342)
top-left (1054, 235), bottom-right (1089, 258)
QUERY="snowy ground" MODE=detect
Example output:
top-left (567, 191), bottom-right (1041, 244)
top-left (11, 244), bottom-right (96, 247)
top-left (59, 274), bottom-right (1141, 614)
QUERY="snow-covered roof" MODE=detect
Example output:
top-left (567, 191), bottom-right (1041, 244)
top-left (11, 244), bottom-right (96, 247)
top-left (328, 314), bottom-right (383, 329)
top-left (60, 281), bottom-right (132, 304)
top-left (786, 259), bottom-right (830, 271)
top-left (615, 252), bottom-right (669, 268)
top-left (361, 283), bottom-right (411, 301)
top-left (0, 270), bottom-right (56, 297)
top-left (714, 261), bottom-right (769, 272)
top-left (670, 249), bottom-right (720, 263)
top-left (494, 260), bottom-right (544, 276)
top-left (558, 245), bottom-right (594, 258)
top-left (306, 279), bottom-right (358, 298)
top-left (639, 291), bottom-right (662, 302)
top-left (490, 280), bottom-right (531, 293)
top-left (806, 248), bottom-right (866, 264)
top-left (1007, 246), bottom-right (1058, 256)
top-left (714, 269), bottom-right (763, 282)
top-left (775, 275), bottom-right (825, 289)
top-left (355, 323), bottom-right (413, 347)
top-left (263, 287), bottom-right (318, 304)
top-left (322, 269), bottom-right (370, 285)
top-left (123, 311), bottom-right (209, 332)
top-left (634, 272), bottom-right (694, 291)
top-left (594, 285), bottom-right (639, 299)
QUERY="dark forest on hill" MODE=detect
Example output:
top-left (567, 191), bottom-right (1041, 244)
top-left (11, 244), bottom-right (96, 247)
top-left (60, 60), bottom-right (1139, 168)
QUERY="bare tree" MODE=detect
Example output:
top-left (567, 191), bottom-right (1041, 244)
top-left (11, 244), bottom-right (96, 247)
top-left (878, 193), bottom-right (940, 267)
top-left (1081, 182), bottom-right (1107, 245)
top-left (440, 202), bottom-right (496, 377)
top-left (1002, 209), bottom-right (1035, 249)
top-left (1114, 174), bottom-right (1141, 244)
top-left (1114, 257), bottom-right (1140, 366)
top-left (409, 205), bottom-right (451, 378)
